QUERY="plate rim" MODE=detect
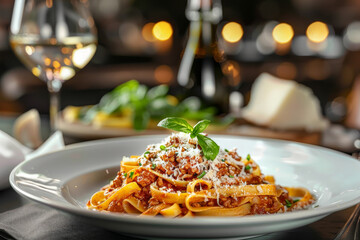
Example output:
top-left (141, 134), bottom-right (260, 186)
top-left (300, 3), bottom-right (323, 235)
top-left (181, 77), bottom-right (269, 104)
top-left (9, 134), bottom-right (360, 226)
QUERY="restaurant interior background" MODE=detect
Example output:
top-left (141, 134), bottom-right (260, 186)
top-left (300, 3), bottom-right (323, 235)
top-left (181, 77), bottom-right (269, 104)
top-left (0, 0), bottom-right (360, 139)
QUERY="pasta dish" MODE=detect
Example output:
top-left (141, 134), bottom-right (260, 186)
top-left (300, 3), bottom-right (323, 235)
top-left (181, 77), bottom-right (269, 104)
top-left (87, 132), bottom-right (314, 217)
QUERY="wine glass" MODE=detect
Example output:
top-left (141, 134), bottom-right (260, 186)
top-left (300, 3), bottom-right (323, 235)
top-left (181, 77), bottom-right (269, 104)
top-left (10, 0), bottom-right (97, 132)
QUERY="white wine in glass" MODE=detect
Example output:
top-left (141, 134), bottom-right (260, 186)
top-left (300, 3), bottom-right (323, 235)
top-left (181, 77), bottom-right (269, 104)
top-left (10, 0), bottom-right (97, 132)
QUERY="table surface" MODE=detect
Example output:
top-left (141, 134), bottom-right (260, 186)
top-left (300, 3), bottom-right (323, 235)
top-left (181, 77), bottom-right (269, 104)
top-left (0, 115), bottom-right (357, 240)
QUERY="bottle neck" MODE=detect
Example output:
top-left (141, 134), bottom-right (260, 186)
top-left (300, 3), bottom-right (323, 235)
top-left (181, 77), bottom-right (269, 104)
top-left (186, 0), bottom-right (222, 24)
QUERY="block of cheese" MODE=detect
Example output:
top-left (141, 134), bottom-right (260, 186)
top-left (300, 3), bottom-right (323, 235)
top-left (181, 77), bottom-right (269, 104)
top-left (242, 73), bottom-right (328, 131)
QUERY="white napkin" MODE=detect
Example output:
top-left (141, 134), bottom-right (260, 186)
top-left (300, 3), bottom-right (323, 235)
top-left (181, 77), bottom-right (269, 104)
top-left (0, 130), bottom-right (65, 190)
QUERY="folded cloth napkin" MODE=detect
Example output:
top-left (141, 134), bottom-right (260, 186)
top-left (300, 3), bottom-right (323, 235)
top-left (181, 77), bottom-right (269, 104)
top-left (0, 203), bottom-right (137, 240)
top-left (0, 131), bottom-right (64, 190)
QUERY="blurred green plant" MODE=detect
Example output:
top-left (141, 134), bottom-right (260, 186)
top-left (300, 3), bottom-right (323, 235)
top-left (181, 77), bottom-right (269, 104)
top-left (79, 80), bottom-right (233, 130)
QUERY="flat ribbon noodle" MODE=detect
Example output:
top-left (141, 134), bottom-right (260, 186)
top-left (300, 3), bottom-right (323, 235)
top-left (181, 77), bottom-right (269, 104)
top-left (150, 184), bottom-right (188, 204)
top-left (185, 193), bottom-right (252, 213)
top-left (120, 156), bottom-right (140, 173)
top-left (183, 211), bottom-right (194, 218)
top-left (122, 196), bottom-right (147, 214)
top-left (187, 180), bottom-right (277, 197)
top-left (88, 182), bottom-right (141, 210)
top-left (149, 169), bottom-right (189, 187)
top-left (207, 184), bottom-right (277, 197)
top-left (264, 175), bottom-right (275, 184)
top-left (186, 179), bottom-right (212, 193)
top-left (185, 180), bottom-right (277, 213)
top-left (285, 187), bottom-right (314, 208)
top-left (160, 203), bottom-right (182, 218)
top-left (195, 203), bottom-right (251, 216)
top-left (141, 203), bottom-right (169, 216)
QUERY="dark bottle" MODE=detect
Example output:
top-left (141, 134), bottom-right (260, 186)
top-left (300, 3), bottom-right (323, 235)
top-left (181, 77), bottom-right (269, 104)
top-left (177, 0), bottom-right (229, 113)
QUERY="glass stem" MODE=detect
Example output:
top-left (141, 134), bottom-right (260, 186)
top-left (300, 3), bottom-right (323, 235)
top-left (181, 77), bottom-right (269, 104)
top-left (47, 79), bottom-right (62, 133)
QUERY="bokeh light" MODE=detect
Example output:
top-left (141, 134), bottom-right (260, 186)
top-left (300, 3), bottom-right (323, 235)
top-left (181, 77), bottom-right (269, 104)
top-left (59, 66), bottom-right (75, 80)
top-left (31, 67), bottom-right (40, 77)
top-left (154, 65), bottom-right (173, 84)
top-left (272, 23), bottom-right (294, 44)
top-left (306, 21), bottom-right (329, 43)
top-left (72, 44), bottom-right (97, 68)
top-left (221, 22), bottom-right (243, 43)
top-left (44, 57), bottom-right (51, 66)
top-left (25, 46), bottom-right (34, 55)
top-left (221, 60), bottom-right (241, 86)
top-left (152, 21), bottom-right (173, 41)
top-left (142, 22), bottom-right (155, 42)
top-left (343, 21), bottom-right (360, 50)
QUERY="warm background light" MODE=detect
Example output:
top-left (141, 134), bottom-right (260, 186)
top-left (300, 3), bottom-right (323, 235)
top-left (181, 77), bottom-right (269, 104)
top-left (306, 21), bottom-right (329, 43)
top-left (154, 65), bottom-right (173, 84)
top-left (221, 60), bottom-right (241, 86)
top-left (142, 22), bottom-right (155, 42)
top-left (222, 22), bottom-right (243, 43)
top-left (152, 21), bottom-right (173, 41)
top-left (272, 23), bottom-right (294, 44)
top-left (72, 44), bottom-right (97, 68)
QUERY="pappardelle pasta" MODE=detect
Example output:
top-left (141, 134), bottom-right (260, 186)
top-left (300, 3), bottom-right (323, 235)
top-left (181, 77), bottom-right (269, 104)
top-left (87, 132), bottom-right (314, 217)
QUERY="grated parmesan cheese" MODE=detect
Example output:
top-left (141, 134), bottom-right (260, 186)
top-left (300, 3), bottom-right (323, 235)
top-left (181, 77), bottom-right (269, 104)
top-left (138, 133), bottom-right (260, 193)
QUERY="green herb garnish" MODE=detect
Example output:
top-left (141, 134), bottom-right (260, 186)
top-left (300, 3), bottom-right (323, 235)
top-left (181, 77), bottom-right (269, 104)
top-left (293, 199), bottom-right (300, 203)
top-left (123, 172), bottom-right (127, 178)
top-left (221, 159), bottom-right (225, 162)
top-left (225, 149), bottom-right (229, 153)
top-left (285, 199), bottom-right (292, 208)
top-left (197, 171), bottom-right (206, 179)
top-left (139, 163), bottom-right (142, 166)
top-left (160, 145), bottom-right (166, 150)
top-left (245, 165), bottom-right (251, 171)
top-left (246, 154), bottom-right (251, 161)
top-left (229, 175), bottom-right (234, 178)
top-left (151, 163), bottom-right (156, 170)
top-left (78, 80), bottom-right (232, 131)
top-left (144, 151), bottom-right (150, 156)
top-left (158, 118), bottom-right (220, 160)
top-left (129, 171), bottom-right (134, 179)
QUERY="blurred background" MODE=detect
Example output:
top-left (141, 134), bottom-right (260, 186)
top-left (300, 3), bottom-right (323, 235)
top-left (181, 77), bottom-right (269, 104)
top-left (0, 0), bottom-right (360, 130)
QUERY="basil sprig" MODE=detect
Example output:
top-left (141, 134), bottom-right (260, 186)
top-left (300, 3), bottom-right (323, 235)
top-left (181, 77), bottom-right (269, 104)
top-left (158, 117), bottom-right (220, 160)
top-left (79, 80), bottom-right (221, 131)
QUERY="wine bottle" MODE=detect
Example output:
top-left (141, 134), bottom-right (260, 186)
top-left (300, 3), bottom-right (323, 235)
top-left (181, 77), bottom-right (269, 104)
top-left (177, 0), bottom-right (229, 113)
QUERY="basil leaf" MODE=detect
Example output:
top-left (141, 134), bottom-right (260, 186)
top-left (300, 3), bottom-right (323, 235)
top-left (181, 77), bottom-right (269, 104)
top-left (191, 119), bottom-right (211, 138)
top-left (100, 93), bottom-right (131, 114)
top-left (79, 105), bottom-right (99, 123)
top-left (133, 103), bottom-right (150, 130)
top-left (99, 80), bottom-right (140, 114)
top-left (146, 85), bottom-right (168, 100)
top-left (157, 117), bottom-right (193, 133)
top-left (197, 134), bottom-right (219, 160)
top-left (131, 85), bottom-right (147, 101)
top-left (148, 99), bottom-right (175, 118)
top-left (113, 79), bottom-right (139, 94)
top-left (180, 96), bottom-right (201, 111)
top-left (182, 107), bottom-right (216, 120)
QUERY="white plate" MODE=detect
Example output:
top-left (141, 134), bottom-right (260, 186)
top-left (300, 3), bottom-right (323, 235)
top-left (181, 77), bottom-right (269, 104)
top-left (10, 135), bottom-right (360, 239)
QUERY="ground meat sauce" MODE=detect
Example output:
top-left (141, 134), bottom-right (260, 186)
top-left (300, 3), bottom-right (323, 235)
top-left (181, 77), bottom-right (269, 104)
top-left (132, 133), bottom-right (287, 212)
top-left (90, 132), bottom-right (314, 216)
